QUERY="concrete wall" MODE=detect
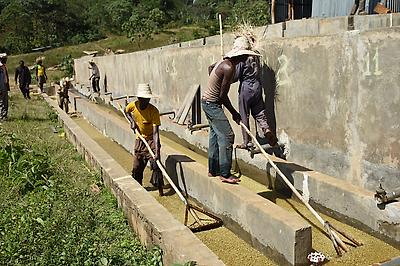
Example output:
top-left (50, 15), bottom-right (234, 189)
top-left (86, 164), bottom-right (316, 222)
top-left (74, 14), bottom-right (400, 192)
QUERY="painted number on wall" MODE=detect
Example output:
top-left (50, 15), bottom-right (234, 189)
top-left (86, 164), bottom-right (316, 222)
top-left (365, 47), bottom-right (382, 77)
top-left (277, 54), bottom-right (291, 87)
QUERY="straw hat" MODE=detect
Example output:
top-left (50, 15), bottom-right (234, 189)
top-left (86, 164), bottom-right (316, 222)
top-left (135, 83), bottom-right (158, 98)
top-left (224, 36), bottom-right (261, 59)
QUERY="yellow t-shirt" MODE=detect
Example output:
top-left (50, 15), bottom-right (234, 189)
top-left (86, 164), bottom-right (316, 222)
top-left (125, 101), bottom-right (161, 140)
top-left (37, 65), bottom-right (44, 76)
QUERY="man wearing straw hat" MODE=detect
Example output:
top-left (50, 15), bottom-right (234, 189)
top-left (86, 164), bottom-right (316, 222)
top-left (202, 39), bottom-right (262, 184)
top-left (0, 53), bottom-right (10, 121)
top-left (231, 36), bottom-right (278, 150)
top-left (125, 83), bottom-right (163, 195)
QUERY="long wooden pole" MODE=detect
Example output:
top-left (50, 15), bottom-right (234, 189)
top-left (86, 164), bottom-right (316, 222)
top-left (218, 13), bottom-right (224, 58)
top-left (271, 0), bottom-right (276, 24)
top-left (239, 122), bottom-right (349, 254)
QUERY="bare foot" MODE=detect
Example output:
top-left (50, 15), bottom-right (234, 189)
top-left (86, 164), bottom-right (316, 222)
top-left (219, 176), bottom-right (240, 184)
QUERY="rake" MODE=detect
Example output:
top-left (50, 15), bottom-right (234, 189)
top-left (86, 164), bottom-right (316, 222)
top-left (240, 122), bottom-right (362, 256)
top-left (117, 103), bottom-right (223, 232)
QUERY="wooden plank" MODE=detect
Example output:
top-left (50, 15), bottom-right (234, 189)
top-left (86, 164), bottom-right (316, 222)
top-left (174, 88), bottom-right (193, 123)
top-left (178, 84), bottom-right (200, 125)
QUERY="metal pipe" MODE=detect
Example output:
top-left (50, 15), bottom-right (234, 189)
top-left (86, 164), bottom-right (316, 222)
top-left (375, 184), bottom-right (400, 204)
top-left (188, 123), bottom-right (209, 132)
top-left (160, 111), bottom-right (175, 120)
top-left (111, 95), bottom-right (135, 101)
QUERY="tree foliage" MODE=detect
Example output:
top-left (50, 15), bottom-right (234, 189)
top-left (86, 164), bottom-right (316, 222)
top-left (0, 0), bottom-right (271, 54)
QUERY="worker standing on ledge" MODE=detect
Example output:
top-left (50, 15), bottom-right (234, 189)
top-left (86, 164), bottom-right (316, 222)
top-left (202, 39), bottom-right (262, 184)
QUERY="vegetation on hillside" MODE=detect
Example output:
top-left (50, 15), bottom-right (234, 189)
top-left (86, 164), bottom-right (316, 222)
top-left (0, 0), bottom-right (271, 54)
top-left (0, 93), bottom-right (162, 265)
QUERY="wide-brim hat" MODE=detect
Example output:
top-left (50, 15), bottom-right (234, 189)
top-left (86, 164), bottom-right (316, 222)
top-left (224, 48), bottom-right (261, 59)
top-left (224, 36), bottom-right (262, 59)
top-left (0, 53), bottom-right (7, 58)
top-left (134, 83), bottom-right (158, 98)
top-left (65, 77), bottom-right (74, 82)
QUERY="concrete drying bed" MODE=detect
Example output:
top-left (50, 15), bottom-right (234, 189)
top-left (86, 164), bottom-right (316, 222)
top-left (70, 92), bottom-right (313, 265)
top-left (43, 94), bottom-right (224, 266)
top-left (158, 115), bottom-right (400, 246)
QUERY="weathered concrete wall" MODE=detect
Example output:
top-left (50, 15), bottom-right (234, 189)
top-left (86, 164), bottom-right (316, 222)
top-left (74, 15), bottom-right (400, 193)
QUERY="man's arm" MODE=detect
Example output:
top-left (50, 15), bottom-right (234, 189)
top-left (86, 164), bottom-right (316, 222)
top-left (43, 67), bottom-right (47, 80)
top-left (217, 62), bottom-right (241, 124)
top-left (125, 109), bottom-right (138, 132)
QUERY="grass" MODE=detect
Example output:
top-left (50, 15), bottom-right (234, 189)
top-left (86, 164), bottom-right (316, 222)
top-left (6, 26), bottom-right (209, 83)
top-left (0, 92), bottom-right (162, 265)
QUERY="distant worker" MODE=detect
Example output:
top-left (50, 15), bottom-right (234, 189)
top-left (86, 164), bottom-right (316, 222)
top-left (105, 47), bottom-right (114, 56)
top-left (35, 59), bottom-right (47, 93)
top-left (125, 83), bottom-right (164, 196)
top-left (232, 36), bottom-right (278, 149)
top-left (15, 60), bottom-right (32, 99)
top-left (58, 77), bottom-right (72, 113)
top-left (350, 0), bottom-right (366, 15)
top-left (88, 59), bottom-right (100, 94)
top-left (202, 44), bottom-right (256, 184)
top-left (0, 53), bottom-right (9, 121)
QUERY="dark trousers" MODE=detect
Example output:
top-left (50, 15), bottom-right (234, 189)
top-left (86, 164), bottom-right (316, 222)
top-left (132, 138), bottom-right (156, 185)
top-left (38, 76), bottom-right (46, 92)
top-left (19, 83), bottom-right (30, 99)
top-left (91, 77), bottom-right (100, 93)
top-left (0, 90), bottom-right (8, 119)
top-left (239, 86), bottom-right (270, 145)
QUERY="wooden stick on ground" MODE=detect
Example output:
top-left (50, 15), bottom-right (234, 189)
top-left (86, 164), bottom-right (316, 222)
top-left (239, 122), bottom-right (358, 255)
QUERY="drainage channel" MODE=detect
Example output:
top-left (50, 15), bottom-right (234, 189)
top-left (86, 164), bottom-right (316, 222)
top-left (72, 110), bottom-right (399, 266)
top-left (71, 116), bottom-right (276, 266)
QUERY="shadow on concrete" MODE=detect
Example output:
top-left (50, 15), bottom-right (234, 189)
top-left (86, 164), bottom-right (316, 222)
top-left (266, 161), bottom-right (312, 197)
top-left (261, 64), bottom-right (278, 137)
top-left (258, 190), bottom-right (291, 203)
top-left (164, 154), bottom-right (195, 197)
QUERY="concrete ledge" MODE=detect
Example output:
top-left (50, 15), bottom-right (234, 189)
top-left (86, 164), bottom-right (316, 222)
top-left (284, 18), bottom-right (319, 38)
top-left (42, 94), bottom-right (224, 266)
top-left (318, 16), bottom-right (348, 35)
top-left (354, 14), bottom-right (400, 31)
top-left (72, 95), bottom-right (313, 265)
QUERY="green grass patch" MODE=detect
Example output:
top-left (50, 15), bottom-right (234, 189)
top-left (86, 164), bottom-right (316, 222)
top-left (0, 93), bottom-right (162, 265)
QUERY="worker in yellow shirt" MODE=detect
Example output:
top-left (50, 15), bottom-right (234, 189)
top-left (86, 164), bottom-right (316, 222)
top-left (35, 59), bottom-right (47, 93)
top-left (125, 83), bottom-right (163, 195)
